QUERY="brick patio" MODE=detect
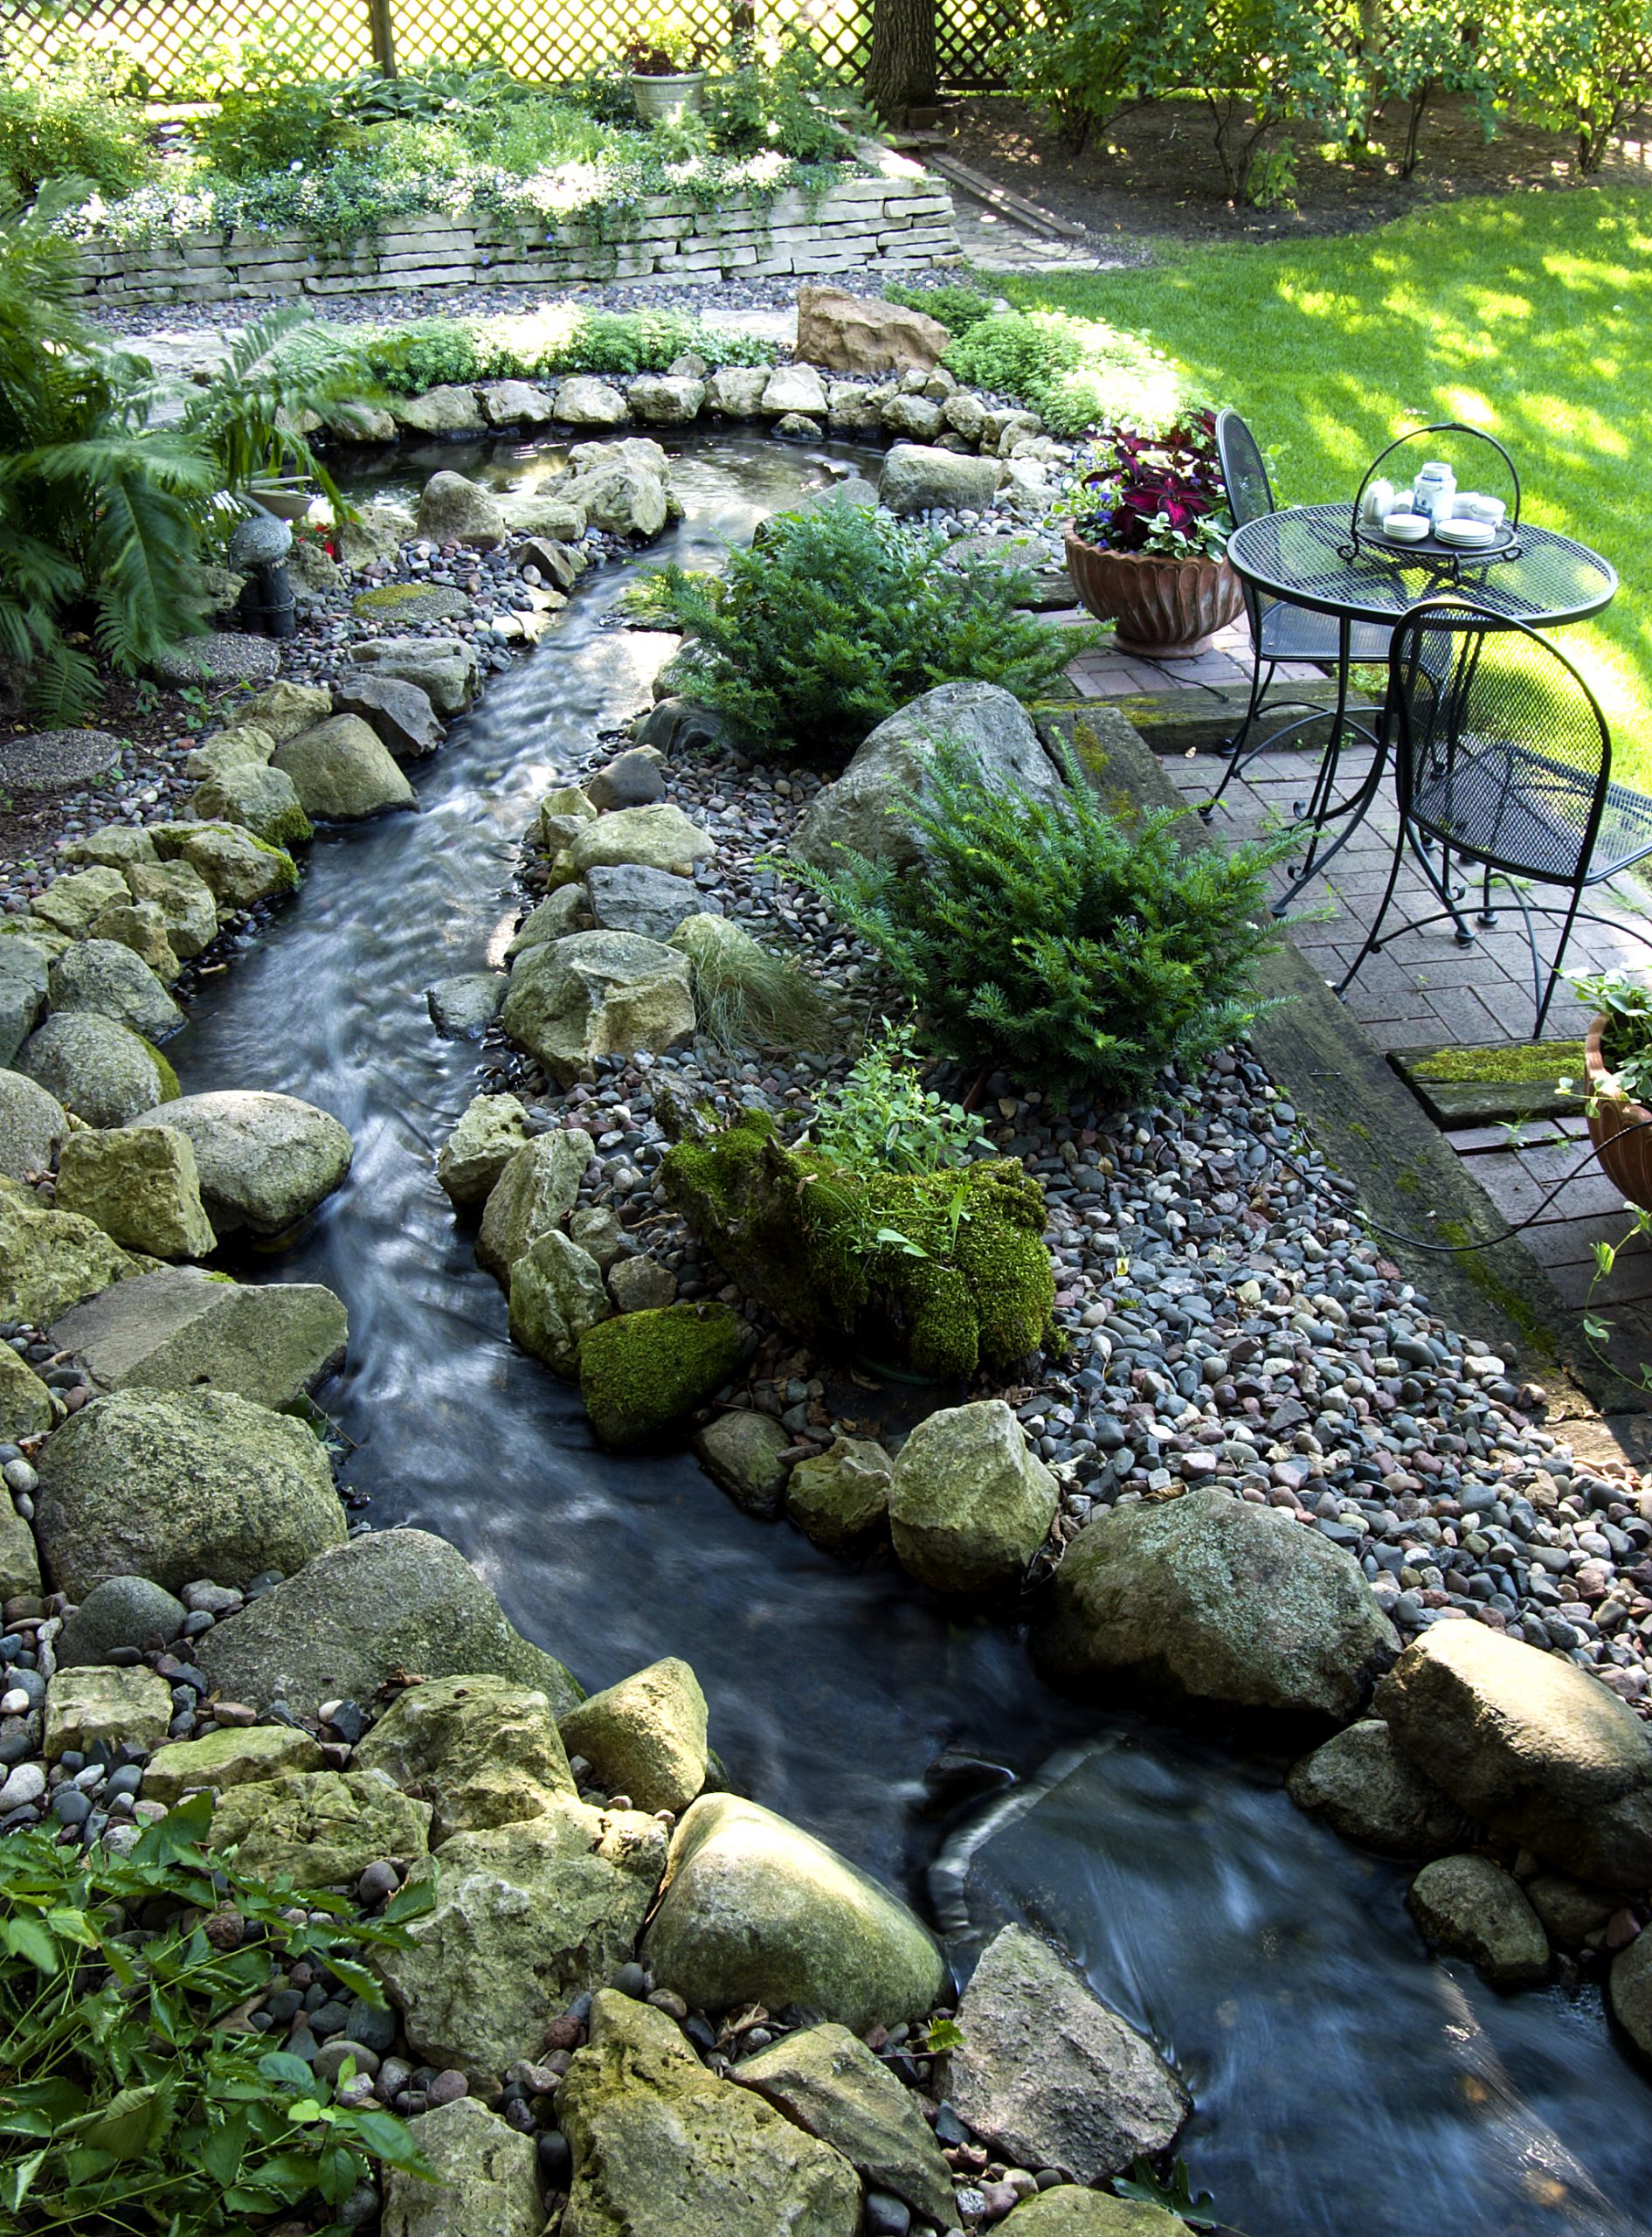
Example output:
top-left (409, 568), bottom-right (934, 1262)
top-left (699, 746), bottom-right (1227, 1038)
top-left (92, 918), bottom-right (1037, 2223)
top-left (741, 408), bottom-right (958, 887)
top-left (1061, 622), bottom-right (1652, 1388)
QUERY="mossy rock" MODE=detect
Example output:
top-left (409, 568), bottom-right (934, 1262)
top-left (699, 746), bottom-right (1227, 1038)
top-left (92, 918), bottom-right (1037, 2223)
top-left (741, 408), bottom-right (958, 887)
top-left (577, 1302), bottom-right (750, 1450)
top-left (662, 1109), bottom-right (1055, 1381)
top-left (350, 582), bottom-right (471, 625)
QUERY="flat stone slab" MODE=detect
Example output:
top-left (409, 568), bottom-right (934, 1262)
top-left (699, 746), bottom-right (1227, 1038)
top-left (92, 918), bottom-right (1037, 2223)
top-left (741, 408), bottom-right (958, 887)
top-left (50, 1266), bottom-right (348, 1412)
top-left (150, 634), bottom-right (282, 688)
top-left (0, 730), bottom-right (123, 794)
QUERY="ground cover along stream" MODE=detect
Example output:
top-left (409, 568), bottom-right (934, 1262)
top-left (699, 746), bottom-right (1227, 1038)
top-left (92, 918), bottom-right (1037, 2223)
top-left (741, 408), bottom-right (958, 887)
top-left (169, 434), bottom-right (1652, 2236)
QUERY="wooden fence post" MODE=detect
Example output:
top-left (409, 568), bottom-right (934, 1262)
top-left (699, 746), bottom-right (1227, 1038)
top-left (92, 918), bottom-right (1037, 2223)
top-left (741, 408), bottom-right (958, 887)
top-left (368, 0), bottom-right (397, 74)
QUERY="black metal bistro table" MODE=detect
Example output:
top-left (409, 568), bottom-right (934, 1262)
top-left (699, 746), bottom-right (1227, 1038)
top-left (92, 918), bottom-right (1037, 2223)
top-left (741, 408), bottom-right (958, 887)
top-left (1223, 502), bottom-right (1618, 911)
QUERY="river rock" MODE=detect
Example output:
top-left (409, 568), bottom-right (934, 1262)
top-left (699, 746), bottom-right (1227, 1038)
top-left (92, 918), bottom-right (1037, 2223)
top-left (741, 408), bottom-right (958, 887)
top-left (333, 673), bottom-right (444, 760)
top-left (795, 285), bottom-right (950, 375)
top-left (479, 377), bottom-right (556, 427)
top-left (1287, 1720), bottom-right (1473, 1858)
top-left (555, 376), bottom-right (629, 426)
top-left (501, 932), bottom-right (695, 1084)
top-left (1407, 1855), bottom-right (1551, 1987)
top-left (1609, 1932), bottom-right (1652, 2060)
top-left (694, 1408), bottom-right (796, 1518)
top-left (1035, 1487), bottom-right (1400, 1721)
top-left (556, 459), bottom-right (668, 539)
top-left (185, 722), bottom-right (274, 780)
top-left (242, 681), bottom-right (335, 744)
top-left (0, 1066), bottom-right (66, 1181)
top-left (44, 1664), bottom-right (173, 1757)
top-left (190, 761), bottom-right (312, 850)
top-left (1375, 1623), bottom-right (1652, 1888)
top-left (0, 1174), bottom-right (140, 1325)
top-left (53, 1127), bottom-right (216, 1259)
top-left (760, 364), bottom-right (829, 417)
top-left (127, 1090), bottom-right (353, 1239)
top-left (142, 1721), bottom-right (324, 1803)
top-left (585, 862), bottom-right (707, 942)
top-left (0, 1342), bottom-right (52, 1440)
top-left (1000, 2192), bottom-right (1185, 2235)
top-left (394, 385), bottom-right (485, 437)
top-left (498, 490), bottom-right (587, 542)
top-left (383, 2097), bottom-right (542, 2237)
top-left (0, 1494), bottom-right (40, 1600)
top-left (474, 1128), bottom-right (595, 1284)
top-left (791, 680), bottom-right (1067, 874)
top-left (0, 942), bottom-right (50, 1067)
top-left (559, 1655), bottom-right (708, 1814)
top-left (349, 636), bottom-right (480, 719)
top-left (50, 1268), bottom-right (347, 1410)
top-left (587, 746), bottom-right (667, 811)
top-left (787, 1435), bottom-right (893, 1551)
top-left (206, 1767), bottom-right (432, 1887)
top-left (643, 1791), bottom-right (948, 2030)
top-left (570, 803), bottom-right (713, 879)
top-left (508, 1227), bottom-right (612, 1375)
top-left (507, 885), bottom-right (593, 958)
top-left (123, 861), bottom-right (218, 959)
top-left (944, 1924), bottom-right (1189, 2184)
top-left (376, 1801), bottom-right (667, 2081)
top-left (888, 1401), bottom-right (1055, 1595)
top-left (32, 1385), bottom-right (348, 1600)
top-left (56, 1574), bottom-right (187, 1668)
top-left (197, 1527), bottom-right (581, 1718)
top-left (879, 441), bottom-right (1002, 516)
top-left (354, 1672), bottom-right (577, 1841)
top-left (628, 373), bottom-right (706, 424)
top-left (18, 1014), bottom-right (176, 1129)
top-left (560, 1990), bottom-right (861, 2237)
top-left (735, 2020), bottom-right (955, 2223)
top-left (87, 900), bottom-right (182, 984)
top-left (707, 365), bottom-right (770, 417)
top-left (606, 1253), bottom-right (675, 1312)
top-left (46, 938), bottom-right (181, 1042)
top-left (1524, 1871), bottom-right (1617, 1947)
top-left (577, 1303), bottom-right (750, 1450)
top-left (335, 499), bottom-right (416, 568)
top-left (272, 715), bottom-right (416, 821)
top-left (436, 1092), bottom-right (533, 1209)
top-left (425, 972), bottom-right (503, 1038)
top-left (414, 468), bottom-right (506, 549)
top-left (30, 865), bottom-right (129, 936)
top-left (149, 821), bottom-right (299, 909)
top-left (881, 391), bottom-right (947, 441)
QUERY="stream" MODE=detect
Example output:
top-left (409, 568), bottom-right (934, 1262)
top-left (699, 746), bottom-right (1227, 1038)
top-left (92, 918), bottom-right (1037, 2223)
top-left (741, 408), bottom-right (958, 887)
top-left (167, 433), bottom-right (1652, 2236)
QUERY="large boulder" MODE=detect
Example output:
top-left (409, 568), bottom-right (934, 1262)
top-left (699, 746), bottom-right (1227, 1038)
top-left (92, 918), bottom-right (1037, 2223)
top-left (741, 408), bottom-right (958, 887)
top-left (735, 2020), bottom-right (956, 2224)
top-left (795, 285), bottom-right (950, 375)
top-left (241, 680), bottom-right (335, 744)
top-left (148, 821), bottom-right (299, 909)
top-left (49, 1268), bottom-right (347, 1412)
top-left (333, 673), bottom-right (444, 761)
top-left (586, 862), bottom-right (708, 942)
top-left (791, 679), bottom-right (1067, 874)
top-left (0, 1343), bottom-right (52, 1441)
top-left (501, 932), bottom-right (695, 1085)
top-left (944, 1924), bottom-right (1189, 2185)
top-left (760, 364), bottom-right (829, 417)
top-left (383, 2098), bottom-right (541, 2237)
top-left (0, 1066), bottom-right (66, 1181)
top-left (56, 1574), bottom-right (189, 1669)
top-left (473, 1128), bottom-right (594, 1285)
top-left (436, 1092), bottom-right (533, 1209)
top-left (425, 972), bottom-right (503, 1039)
top-left (1374, 1623), bottom-right (1652, 1888)
top-left (577, 1303), bottom-right (750, 1451)
top-left (1287, 1720), bottom-right (1473, 1859)
top-left (32, 1386), bottom-right (348, 1601)
top-left (694, 1408), bottom-right (797, 1519)
top-left (0, 942), bottom-right (49, 1067)
top-left (628, 373), bottom-right (706, 425)
top-left (53, 1127), bottom-right (216, 1259)
top-left (46, 938), bottom-right (181, 1042)
top-left (394, 385), bottom-right (484, 437)
top-left (414, 468), bottom-right (506, 549)
top-left (205, 1767), bottom-right (432, 1887)
top-left (508, 1227), bottom-right (611, 1375)
top-left (0, 1177), bottom-right (140, 1326)
top-left (335, 498), bottom-right (415, 568)
top-left (879, 441), bottom-right (1002, 517)
top-left (555, 376), bottom-right (629, 426)
top-left (643, 1791), bottom-right (948, 2031)
top-left (559, 1655), bottom-right (708, 1814)
top-left (272, 716), bottom-right (416, 821)
top-left (17, 1013), bottom-right (176, 1128)
top-left (349, 636), bottom-right (480, 719)
top-left (570, 804), bottom-right (713, 879)
top-left (123, 861), bottom-right (219, 959)
top-left (881, 392), bottom-right (946, 442)
top-left (707, 365), bottom-right (770, 418)
top-left (29, 865), bottom-right (129, 936)
top-left (563, 458), bottom-right (669, 540)
top-left (888, 1401), bottom-right (1056, 1594)
top-left (1406, 1853), bottom-right (1550, 1986)
top-left (375, 1802), bottom-right (667, 2083)
top-left (126, 1091), bottom-right (352, 1239)
top-left (559, 1991), bottom-right (861, 2237)
top-left (190, 762), bottom-right (312, 850)
top-left (1034, 1487), bottom-right (1400, 1721)
top-left (196, 1527), bottom-right (581, 1718)
top-left (353, 1673), bottom-right (577, 1843)
top-left (787, 1435), bottom-right (892, 1551)
top-left (87, 899), bottom-right (183, 984)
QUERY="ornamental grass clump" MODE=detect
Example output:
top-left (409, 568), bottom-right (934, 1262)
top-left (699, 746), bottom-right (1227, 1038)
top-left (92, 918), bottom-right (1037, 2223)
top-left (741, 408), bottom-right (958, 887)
top-left (641, 504), bottom-right (1079, 759)
top-left (793, 736), bottom-right (1289, 1106)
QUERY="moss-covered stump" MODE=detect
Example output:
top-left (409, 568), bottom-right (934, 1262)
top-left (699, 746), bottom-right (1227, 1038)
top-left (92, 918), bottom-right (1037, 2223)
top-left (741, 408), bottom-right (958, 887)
top-left (662, 1109), bottom-right (1055, 1381)
top-left (577, 1303), bottom-right (751, 1450)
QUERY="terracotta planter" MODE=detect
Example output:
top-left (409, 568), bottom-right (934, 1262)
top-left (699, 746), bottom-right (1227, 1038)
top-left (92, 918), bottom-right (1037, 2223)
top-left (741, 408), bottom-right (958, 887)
top-left (1585, 1011), bottom-right (1652, 1210)
top-left (1064, 529), bottom-right (1244, 658)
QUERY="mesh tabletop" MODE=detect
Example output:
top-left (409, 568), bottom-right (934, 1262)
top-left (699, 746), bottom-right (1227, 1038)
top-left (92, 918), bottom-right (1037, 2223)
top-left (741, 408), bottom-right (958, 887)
top-left (1227, 504), bottom-right (1617, 630)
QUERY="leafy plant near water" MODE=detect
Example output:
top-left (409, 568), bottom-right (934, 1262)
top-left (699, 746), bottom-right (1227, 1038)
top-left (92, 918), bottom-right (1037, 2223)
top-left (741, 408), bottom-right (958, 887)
top-left (810, 1020), bottom-right (989, 1175)
top-left (641, 505), bottom-right (1079, 760)
top-left (882, 278), bottom-right (999, 337)
top-left (943, 308), bottom-right (1185, 438)
top-left (0, 1793), bottom-right (432, 2234)
top-left (350, 306), bottom-right (774, 397)
top-left (791, 736), bottom-right (1290, 1106)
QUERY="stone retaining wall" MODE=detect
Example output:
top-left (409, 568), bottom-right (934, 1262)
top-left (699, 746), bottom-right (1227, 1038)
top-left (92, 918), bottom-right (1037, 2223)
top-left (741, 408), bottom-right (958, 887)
top-left (66, 157), bottom-right (957, 308)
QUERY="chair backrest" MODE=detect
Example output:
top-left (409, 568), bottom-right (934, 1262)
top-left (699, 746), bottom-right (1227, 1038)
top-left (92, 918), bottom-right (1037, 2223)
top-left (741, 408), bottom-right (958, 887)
top-left (1387, 600), bottom-right (1612, 883)
top-left (1214, 410), bottom-right (1275, 529)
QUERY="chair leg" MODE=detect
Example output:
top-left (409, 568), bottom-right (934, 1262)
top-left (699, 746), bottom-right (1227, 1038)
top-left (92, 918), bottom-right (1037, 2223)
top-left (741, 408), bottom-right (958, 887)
top-left (1407, 826), bottom-right (1478, 945)
top-left (1199, 656), bottom-right (1274, 822)
top-left (1535, 878), bottom-right (1588, 1039)
top-left (1335, 814), bottom-right (1410, 1001)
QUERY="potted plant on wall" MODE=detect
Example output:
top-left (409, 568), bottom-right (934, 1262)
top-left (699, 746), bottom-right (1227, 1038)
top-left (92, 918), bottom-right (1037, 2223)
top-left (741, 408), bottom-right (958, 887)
top-left (1567, 969), bottom-right (1652, 1209)
top-left (625, 13), bottom-right (715, 124)
top-left (1054, 408), bottom-right (1243, 657)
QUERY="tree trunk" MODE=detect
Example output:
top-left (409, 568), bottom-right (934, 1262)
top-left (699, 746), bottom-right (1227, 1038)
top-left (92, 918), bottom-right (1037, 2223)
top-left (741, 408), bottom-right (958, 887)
top-left (864, 0), bottom-right (937, 121)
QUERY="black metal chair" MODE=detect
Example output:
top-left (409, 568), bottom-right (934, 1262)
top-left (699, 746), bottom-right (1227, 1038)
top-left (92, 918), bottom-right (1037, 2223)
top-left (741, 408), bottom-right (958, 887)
top-left (1337, 600), bottom-right (1652, 1035)
top-left (1200, 409), bottom-right (1395, 824)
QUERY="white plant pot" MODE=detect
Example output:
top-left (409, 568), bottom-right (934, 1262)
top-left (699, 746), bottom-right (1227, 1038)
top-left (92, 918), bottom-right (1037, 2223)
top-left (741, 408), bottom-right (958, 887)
top-left (630, 70), bottom-right (706, 124)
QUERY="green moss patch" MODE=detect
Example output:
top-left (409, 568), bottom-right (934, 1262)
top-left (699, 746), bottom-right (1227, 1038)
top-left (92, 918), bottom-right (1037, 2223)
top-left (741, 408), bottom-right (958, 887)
top-left (350, 583), bottom-right (471, 624)
top-left (578, 1303), bottom-right (750, 1451)
top-left (1409, 1041), bottom-right (1583, 1084)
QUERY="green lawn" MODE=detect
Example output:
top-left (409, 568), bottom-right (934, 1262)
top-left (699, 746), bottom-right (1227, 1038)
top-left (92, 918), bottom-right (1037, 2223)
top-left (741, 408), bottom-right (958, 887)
top-left (1004, 189), bottom-right (1652, 786)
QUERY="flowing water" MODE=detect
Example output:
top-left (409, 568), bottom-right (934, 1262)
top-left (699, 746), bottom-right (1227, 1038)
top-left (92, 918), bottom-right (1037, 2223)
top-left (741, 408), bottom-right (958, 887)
top-left (166, 434), bottom-right (1652, 2235)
